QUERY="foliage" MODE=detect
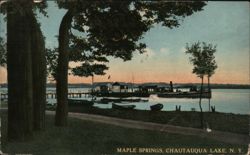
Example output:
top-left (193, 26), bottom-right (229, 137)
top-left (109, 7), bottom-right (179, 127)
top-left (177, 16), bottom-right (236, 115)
top-left (186, 42), bottom-right (206, 78)
top-left (70, 1), bottom-right (206, 60)
top-left (53, 1), bottom-right (207, 126)
top-left (46, 48), bottom-right (58, 81)
top-left (185, 42), bottom-right (218, 128)
top-left (72, 63), bottom-right (108, 77)
top-left (202, 42), bottom-right (218, 77)
top-left (46, 45), bottom-right (109, 80)
top-left (0, 0), bottom-right (47, 17)
top-left (69, 35), bottom-right (109, 77)
top-left (134, 1), bottom-right (206, 27)
top-left (185, 42), bottom-right (217, 78)
top-left (54, 1), bottom-right (207, 78)
top-left (0, 37), bottom-right (6, 66)
top-left (0, 1), bottom-right (47, 67)
top-left (0, 1), bottom-right (47, 66)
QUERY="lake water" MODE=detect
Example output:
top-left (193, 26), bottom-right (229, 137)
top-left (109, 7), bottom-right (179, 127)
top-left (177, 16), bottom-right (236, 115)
top-left (92, 89), bottom-right (250, 115)
top-left (0, 88), bottom-right (249, 115)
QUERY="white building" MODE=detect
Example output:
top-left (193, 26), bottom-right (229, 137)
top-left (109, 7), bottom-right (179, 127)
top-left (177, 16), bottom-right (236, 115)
top-left (112, 82), bottom-right (128, 93)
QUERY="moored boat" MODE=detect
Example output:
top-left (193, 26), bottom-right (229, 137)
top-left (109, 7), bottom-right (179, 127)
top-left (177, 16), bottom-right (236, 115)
top-left (93, 92), bottom-right (150, 98)
top-left (157, 91), bottom-right (211, 98)
top-left (150, 103), bottom-right (163, 111)
top-left (101, 98), bottom-right (142, 103)
top-left (68, 99), bottom-right (94, 106)
top-left (112, 103), bottom-right (136, 110)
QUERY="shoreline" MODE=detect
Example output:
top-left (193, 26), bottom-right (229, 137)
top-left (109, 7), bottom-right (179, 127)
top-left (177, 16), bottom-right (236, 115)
top-left (65, 105), bottom-right (249, 135)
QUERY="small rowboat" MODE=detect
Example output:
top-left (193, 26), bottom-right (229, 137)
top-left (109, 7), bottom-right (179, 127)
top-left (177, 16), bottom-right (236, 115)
top-left (150, 103), bottom-right (163, 111)
top-left (67, 99), bottom-right (94, 106)
top-left (112, 103), bottom-right (136, 110)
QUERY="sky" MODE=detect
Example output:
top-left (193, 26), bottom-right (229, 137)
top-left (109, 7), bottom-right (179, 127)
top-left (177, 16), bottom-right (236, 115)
top-left (0, 1), bottom-right (249, 84)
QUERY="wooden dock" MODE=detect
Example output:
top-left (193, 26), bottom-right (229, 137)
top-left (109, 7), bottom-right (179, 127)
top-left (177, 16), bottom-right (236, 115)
top-left (0, 91), bottom-right (212, 100)
top-left (0, 92), bottom-right (92, 100)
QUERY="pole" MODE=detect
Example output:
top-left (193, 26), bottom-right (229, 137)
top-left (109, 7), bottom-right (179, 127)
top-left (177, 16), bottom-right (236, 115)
top-left (91, 75), bottom-right (94, 101)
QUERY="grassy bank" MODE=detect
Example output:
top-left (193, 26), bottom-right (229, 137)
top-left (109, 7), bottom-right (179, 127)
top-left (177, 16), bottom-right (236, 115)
top-left (0, 112), bottom-right (247, 155)
top-left (66, 105), bottom-right (249, 135)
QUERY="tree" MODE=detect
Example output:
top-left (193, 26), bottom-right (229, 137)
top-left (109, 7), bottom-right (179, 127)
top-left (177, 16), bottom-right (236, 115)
top-left (185, 42), bottom-right (217, 128)
top-left (202, 42), bottom-right (217, 92)
top-left (202, 42), bottom-right (217, 112)
top-left (185, 42), bottom-right (206, 128)
top-left (69, 34), bottom-right (110, 94)
top-left (4, 0), bottom-right (47, 140)
top-left (30, 11), bottom-right (47, 131)
top-left (72, 61), bottom-right (109, 97)
top-left (46, 48), bottom-right (58, 81)
top-left (55, 8), bottom-right (74, 126)
top-left (54, 1), bottom-right (207, 126)
top-left (7, 1), bottom-right (34, 139)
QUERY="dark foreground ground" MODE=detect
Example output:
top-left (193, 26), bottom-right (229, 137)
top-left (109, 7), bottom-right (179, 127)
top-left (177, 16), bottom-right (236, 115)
top-left (0, 110), bottom-right (248, 155)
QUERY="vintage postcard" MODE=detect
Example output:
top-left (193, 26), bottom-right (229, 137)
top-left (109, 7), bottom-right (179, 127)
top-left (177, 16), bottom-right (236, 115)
top-left (0, 1), bottom-right (249, 155)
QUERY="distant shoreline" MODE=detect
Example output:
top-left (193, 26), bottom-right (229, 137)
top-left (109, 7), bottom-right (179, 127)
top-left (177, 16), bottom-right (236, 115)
top-left (0, 83), bottom-right (250, 89)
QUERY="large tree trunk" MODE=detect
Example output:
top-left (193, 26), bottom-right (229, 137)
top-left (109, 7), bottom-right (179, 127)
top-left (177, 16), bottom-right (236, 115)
top-left (7, 3), bottom-right (33, 140)
top-left (29, 10), bottom-right (47, 130)
top-left (198, 77), bottom-right (204, 128)
top-left (55, 10), bottom-right (74, 126)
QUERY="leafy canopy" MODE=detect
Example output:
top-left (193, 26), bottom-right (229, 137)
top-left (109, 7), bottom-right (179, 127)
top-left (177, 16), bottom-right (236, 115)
top-left (185, 42), bottom-right (218, 78)
top-left (55, 1), bottom-right (206, 78)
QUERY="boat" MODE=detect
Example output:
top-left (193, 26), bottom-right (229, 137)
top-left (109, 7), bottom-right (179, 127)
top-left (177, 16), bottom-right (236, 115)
top-left (67, 99), bottom-right (94, 106)
top-left (101, 98), bottom-right (141, 103)
top-left (93, 92), bottom-right (150, 98)
top-left (112, 103), bottom-right (136, 110)
top-left (150, 103), bottom-right (163, 111)
top-left (157, 91), bottom-right (211, 98)
top-left (141, 99), bottom-right (149, 102)
top-left (95, 100), bottom-right (110, 104)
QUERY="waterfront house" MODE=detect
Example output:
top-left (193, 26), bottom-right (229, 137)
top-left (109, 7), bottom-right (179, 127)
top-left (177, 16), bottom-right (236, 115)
top-left (138, 85), bottom-right (158, 93)
top-left (138, 83), bottom-right (169, 93)
top-left (112, 82), bottom-right (128, 93)
top-left (94, 83), bottom-right (112, 93)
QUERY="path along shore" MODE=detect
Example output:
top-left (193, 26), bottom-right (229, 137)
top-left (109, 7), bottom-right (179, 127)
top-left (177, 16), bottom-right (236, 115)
top-left (46, 111), bottom-right (249, 145)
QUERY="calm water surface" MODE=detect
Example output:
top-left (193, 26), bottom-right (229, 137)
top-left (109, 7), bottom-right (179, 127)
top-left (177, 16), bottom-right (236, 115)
top-left (0, 88), bottom-right (249, 115)
top-left (92, 89), bottom-right (250, 115)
